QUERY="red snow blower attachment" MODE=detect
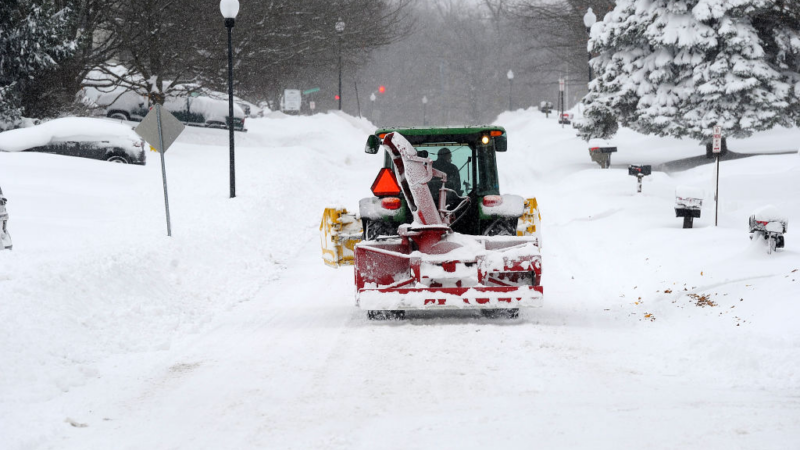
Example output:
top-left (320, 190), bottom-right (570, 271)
top-left (354, 132), bottom-right (542, 319)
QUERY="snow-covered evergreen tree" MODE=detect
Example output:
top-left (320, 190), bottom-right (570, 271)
top-left (0, 0), bottom-right (75, 127)
top-left (578, 0), bottom-right (800, 142)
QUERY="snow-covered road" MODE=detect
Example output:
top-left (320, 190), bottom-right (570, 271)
top-left (1, 110), bottom-right (799, 449)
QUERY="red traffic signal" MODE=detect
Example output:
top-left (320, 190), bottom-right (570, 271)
top-left (378, 85), bottom-right (386, 94)
top-left (335, 95), bottom-right (340, 100)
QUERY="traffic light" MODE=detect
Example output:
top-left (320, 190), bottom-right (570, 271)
top-left (335, 95), bottom-right (340, 100)
top-left (378, 85), bottom-right (386, 94)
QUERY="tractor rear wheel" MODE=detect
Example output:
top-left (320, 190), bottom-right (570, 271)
top-left (481, 309), bottom-right (519, 319)
top-left (363, 219), bottom-right (397, 241)
top-left (367, 310), bottom-right (405, 320)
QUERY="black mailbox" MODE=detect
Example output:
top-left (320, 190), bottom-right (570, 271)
top-left (628, 165), bottom-right (652, 177)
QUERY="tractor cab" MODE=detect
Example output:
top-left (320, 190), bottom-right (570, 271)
top-left (362, 126), bottom-right (513, 237)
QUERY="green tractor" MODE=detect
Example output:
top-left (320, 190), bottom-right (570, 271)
top-left (321, 126), bottom-right (541, 269)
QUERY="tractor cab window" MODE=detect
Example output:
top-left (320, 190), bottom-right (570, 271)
top-left (427, 145), bottom-right (472, 195)
top-left (475, 143), bottom-right (500, 196)
top-left (382, 144), bottom-right (474, 196)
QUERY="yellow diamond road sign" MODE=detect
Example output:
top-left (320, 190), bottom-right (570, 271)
top-left (134, 104), bottom-right (185, 153)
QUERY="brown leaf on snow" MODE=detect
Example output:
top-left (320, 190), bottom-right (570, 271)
top-left (664, 289), bottom-right (673, 294)
top-left (688, 293), bottom-right (717, 308)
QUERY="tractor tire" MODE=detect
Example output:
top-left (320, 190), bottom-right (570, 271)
top-left (363, 219), bottom-right (397, 241)
top-left (483, 219), bottom-right (516, 236)
top-left (481, 309), bottom-right (519, 319)
top-left (367, 310), bottom-right (405, 321)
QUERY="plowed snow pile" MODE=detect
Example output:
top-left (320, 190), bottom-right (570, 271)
top-left (1, 109), bottom-right (798, 449)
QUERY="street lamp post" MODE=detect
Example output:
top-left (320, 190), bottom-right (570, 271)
top-left (422, 96), bottom-right (428, 125)
top-left (583, 8), bottom-right (597, 82)
top-left (336, 18), bottom-right (345, 111)
top-left (369, 92), bottom-right (376, 120)
top-left (507, 70), bottom-right (514, 111)
top-left (220, 0), bottom-right (239, 199)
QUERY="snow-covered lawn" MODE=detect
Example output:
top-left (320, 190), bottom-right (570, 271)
top-left (1, 110), bottom-right (798, 449)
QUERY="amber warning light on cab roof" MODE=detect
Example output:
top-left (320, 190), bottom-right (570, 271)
top-left (371, 168), bottom-right (401, 197)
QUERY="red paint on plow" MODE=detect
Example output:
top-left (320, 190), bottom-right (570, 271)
top-left (441, 261), bottom-right (457, 272)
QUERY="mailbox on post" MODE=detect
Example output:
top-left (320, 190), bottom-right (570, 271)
top-left (539, 101), bottom-right (553, 117)
top-left (675, 186), bottom-right (704, 229)
top-left (588, 140), bottom-right (617, 169)
top-left (628, 165), bottom-right (651, 193)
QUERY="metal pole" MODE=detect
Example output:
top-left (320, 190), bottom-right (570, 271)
top-left (586, 28), bottom-right (593, 83)
top-left (561, 63), bottom-right (569, 110)
top-left (226, 22), bottom-right (236, 198)
top-left (508, 79), bottom-right (513, 111)
top-left (338, 35), bottom-right (342, 111)
top-left (715, 155), bottom-right (720, 226)
top-left (155, 104), bottom-right (172, 237)
top-left (423, 102), bottom-right (426, 125)
top-left (354, 80), bottom-right (361, 118)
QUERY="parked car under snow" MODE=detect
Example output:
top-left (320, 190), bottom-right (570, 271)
top-left (1, 186), bottom-right (12, 250)
top-left (99, 89), bottom-right (246, 131)
top-left (0, 117), bottom-right (146, 165)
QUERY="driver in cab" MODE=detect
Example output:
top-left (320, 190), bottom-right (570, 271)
top-left (430, 147), bottom-right (462, 205)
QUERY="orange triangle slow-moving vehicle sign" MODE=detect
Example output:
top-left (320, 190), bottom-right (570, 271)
top-left (371, 168), bottom-right (401, 197)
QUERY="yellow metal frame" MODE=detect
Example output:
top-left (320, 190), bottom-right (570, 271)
top-left (320, 207), bottom-right (362, 267)
top-left (517, 197), bottom-right (542, 247)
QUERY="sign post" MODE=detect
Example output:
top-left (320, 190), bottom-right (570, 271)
top-left (558, 78), bottom-right (565, 129)
top-left (712, 125), bottom-right (722, 227)
top-left (135, 104), bottom-right (186, 236)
